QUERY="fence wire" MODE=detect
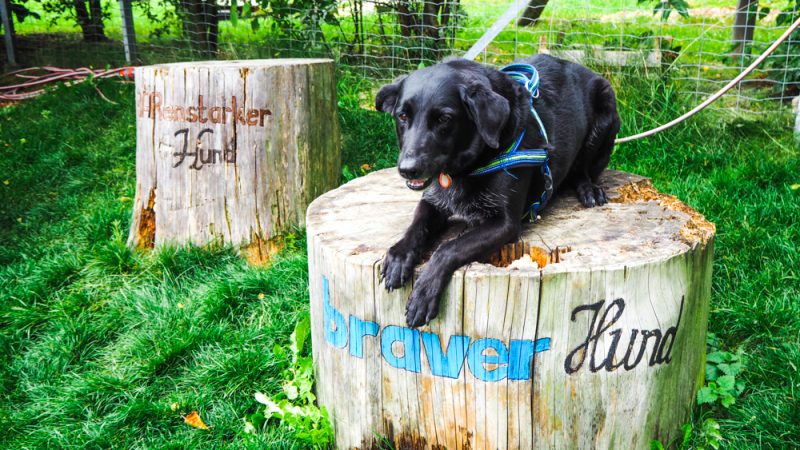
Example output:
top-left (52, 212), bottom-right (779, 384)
top-left (1, 0), bottom-right (798, 111)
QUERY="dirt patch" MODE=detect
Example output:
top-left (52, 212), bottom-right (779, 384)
top-left (613, 179), bottom-right (715, 246)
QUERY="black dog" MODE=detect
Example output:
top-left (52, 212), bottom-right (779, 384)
top-left (375, 54), bottom-right (620, 327)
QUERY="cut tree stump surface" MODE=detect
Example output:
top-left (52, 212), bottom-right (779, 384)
top-left (128, 59), bottom-right (340, 263)
top-left (307, 168), bottom-right (715, 450)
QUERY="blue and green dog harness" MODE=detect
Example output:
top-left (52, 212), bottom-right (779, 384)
top-left (469, 63), bottom-right (553, 220)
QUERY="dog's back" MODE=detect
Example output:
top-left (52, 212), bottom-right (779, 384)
top-left (522, 55), bottom-right (621, 199)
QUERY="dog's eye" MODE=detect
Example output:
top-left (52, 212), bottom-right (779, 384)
top-left (438, 115), bottom-right (451, 125)
top-left (397, 113), bottom-right (409, 122)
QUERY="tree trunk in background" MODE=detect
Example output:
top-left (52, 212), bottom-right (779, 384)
top-left (396, 1), bottom-right (417, 38)
top-left (422, 0), bottom-right (440, 37)
top-left (181, 0), bottom-right (219, 56)
top-left (731, 0), bottom-right (758, 57)
top-left (87, 0), bottom-right (104, 41)
top-left (518, 0), bottom-right (550, 27)
top-left (73, 0), bottom-right (106, 41)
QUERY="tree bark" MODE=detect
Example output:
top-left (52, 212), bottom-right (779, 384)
top-left (73, 0), bottom-right (106, 41)
top-left (307, 169), bottom-right (716, 449)
top-left (518, 0), bottom-right (550, 27)
top-left (87, 0), bottom-right (105, 41)
top-left (422, 0), bottom-right (440, 38)
top-left (180, 0), bottom-right (219, 56)
top-left (129, 60), bottom-right (341, 263)
top-left (396, 0), bottom-right (417, 38)
top-left (731, 0), bottom-right (758, 57)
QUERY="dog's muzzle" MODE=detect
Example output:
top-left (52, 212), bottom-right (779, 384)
top-left (405, 177), bottom-right (433, 191)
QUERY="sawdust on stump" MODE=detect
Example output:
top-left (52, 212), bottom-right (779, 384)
top-left (613, 179), bottom-right (716, 247)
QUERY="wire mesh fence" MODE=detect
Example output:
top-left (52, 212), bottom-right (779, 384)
top-left (1, 0), bottom-right (799, 111)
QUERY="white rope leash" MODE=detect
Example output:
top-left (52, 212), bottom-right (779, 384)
top-left (463, 4), bottom-right (800, 144)
top-left (616, 15), bottom-right (800, 143)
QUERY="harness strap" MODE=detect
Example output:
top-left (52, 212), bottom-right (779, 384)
top-left (468, 63), bottom-right (554, 220)
top-left (499, 63), bottom-right (549, 144)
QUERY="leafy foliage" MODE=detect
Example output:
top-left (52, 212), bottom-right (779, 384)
top-left (248, 315), bottom-right (333, 447)
top-left (638, 0), bottom-right (690, 21)
top-left (766, 0), bottom-right (800, 94)
top-left (697, 333), bottom-right (746, 408)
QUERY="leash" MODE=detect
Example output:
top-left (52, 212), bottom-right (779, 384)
top-left (615, 14), bottom-right (800, 143)
top-left (463, 5), bottom-right (800, 144)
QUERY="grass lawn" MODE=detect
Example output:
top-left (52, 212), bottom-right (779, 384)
top-left (0, 67), bottom-right (799, 449)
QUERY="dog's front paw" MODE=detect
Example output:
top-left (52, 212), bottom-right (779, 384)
top-left (405, 275), bottom-right (442, 328)
top-left (576, 181), bottom-right (608, 207)
top-left (381, 244), bottom-right (418, 291)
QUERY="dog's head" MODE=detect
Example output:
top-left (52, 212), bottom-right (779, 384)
top-left (375, 61), bottom-right (515, 191)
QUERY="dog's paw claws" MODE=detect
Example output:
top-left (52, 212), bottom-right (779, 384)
top-left (577, 182), bottom-right (607, 208)
top-left (405, 280), bottom-right (441, 328)
top-left (594, 185), bottom-right (608, 205)
top-left (382, 246), bottom-right (418, 292)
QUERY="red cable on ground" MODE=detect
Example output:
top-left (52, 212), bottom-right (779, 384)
top-left (0, 66), bottom-right (134, 102)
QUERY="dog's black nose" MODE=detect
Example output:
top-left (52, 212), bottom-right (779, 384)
top-left (398, 162), bottom-right (421, 180)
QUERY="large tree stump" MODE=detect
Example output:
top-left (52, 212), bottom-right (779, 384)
top-left (307, 169), bottom-right (715, 449)
top-left (129, 59), bottom-right (340, 262)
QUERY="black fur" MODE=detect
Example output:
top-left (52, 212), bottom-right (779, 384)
top-left (376, 54), bottom-right (621, 327)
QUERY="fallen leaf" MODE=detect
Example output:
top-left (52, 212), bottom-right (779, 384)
top-left (360, 163), bottom-right (371, 171)
top-left (257, 293), bottom-right (265, 300)
top-left (170, 402), bottom-right (179, 411)
top-left (184, 411), bottom-right (209, 429)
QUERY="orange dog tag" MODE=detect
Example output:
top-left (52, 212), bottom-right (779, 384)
top-left (439, 173), bottom-right (452, 189)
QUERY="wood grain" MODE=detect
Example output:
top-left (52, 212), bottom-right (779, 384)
top-left (128, 59), bottom-right (340, 261)
top-left (307, 168), bottom-right (715, 449)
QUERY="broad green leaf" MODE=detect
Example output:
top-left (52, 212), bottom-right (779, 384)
top-left (706, 351), bottom-right (728, 364)
top-left (231, 0), bottom-right (239, 27)
top-left (697, 386), bottom-right (718, 405)
top-left (718, 362), bottom-right (742, 377)
top-left (650, 440), bottom-right (665, 450)
top-left (705, 364), bottom-right (720, 381)
top-left (242, 1), bottom-right (251, 18)
top-left (672, 0), bottom-right (690, 18)
top-left (284, 384), bottom-right (299, 400)
top-left (291, 314), bottom-right (311, 362)
top-left (721, 393), bottom-right (736, 408)
top-left (681, 423), bottom-right (693, 447)
top-left (717, 375), bottom-right (736, 391)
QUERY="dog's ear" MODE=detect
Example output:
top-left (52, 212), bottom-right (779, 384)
top-left (375, 76), bottom-right (406, 113)
top-left (459, 81), bottom-right (510, 148)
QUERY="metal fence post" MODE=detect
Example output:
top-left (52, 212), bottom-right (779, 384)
top-left (0, 0), bottom-right (17, 66)
top-left (119, 0), bottom-right (138, 64)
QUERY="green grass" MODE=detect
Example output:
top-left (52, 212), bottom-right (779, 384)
top-left (1, 66), bottom-right (799, 449)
